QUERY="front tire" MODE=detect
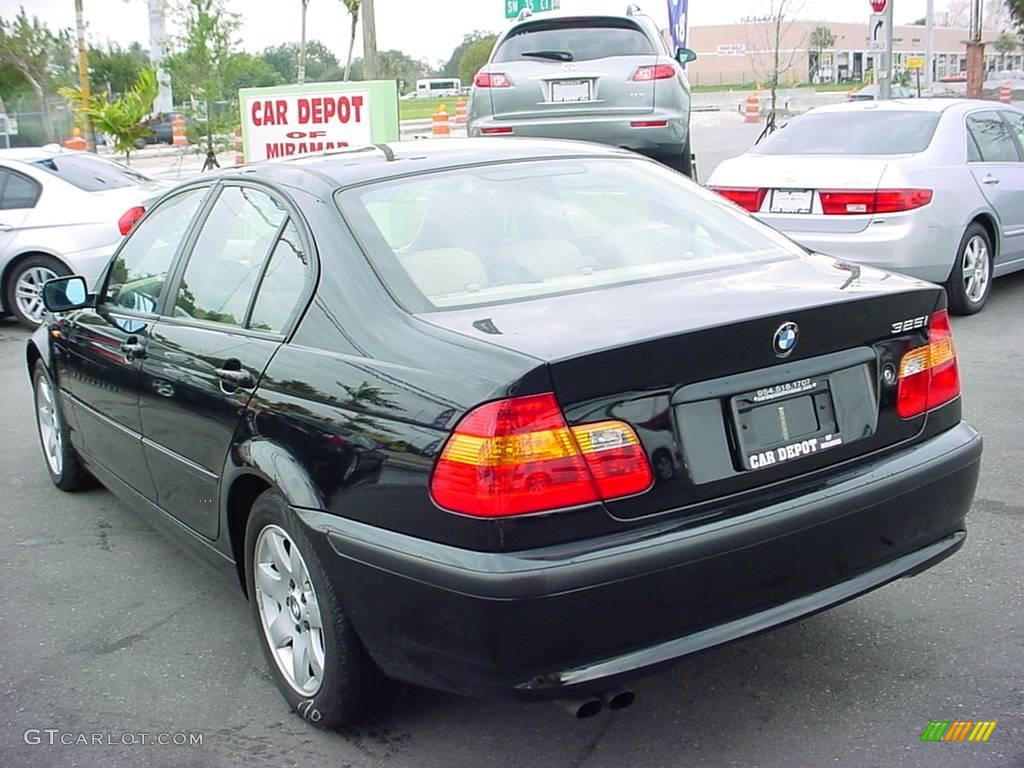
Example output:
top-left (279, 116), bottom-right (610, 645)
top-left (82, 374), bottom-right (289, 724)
top-left (32, 362), bottom-right (92, 491)
top-left (6, 254), bottom-right (70, 328)
top-left (946, 223), bottom-right (993, 315)
top-left (245, 489), bottom-right (392, 729)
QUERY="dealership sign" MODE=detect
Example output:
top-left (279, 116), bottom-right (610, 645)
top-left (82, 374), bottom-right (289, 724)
top-left (239, 80), bottom-right (400, 163)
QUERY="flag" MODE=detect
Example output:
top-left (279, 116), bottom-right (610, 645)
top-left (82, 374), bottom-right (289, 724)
top-left (667, 0), bottom-right (689, 51)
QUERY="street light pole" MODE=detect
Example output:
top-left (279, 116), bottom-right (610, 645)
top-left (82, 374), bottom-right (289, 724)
top-left (925, 0), bottom-right (934, 88)
top-left (298, 0), bottom-right (309, 84)
top-left (73, 0), bottom-right (96, 151)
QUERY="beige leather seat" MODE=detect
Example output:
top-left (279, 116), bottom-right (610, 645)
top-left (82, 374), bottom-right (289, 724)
top-left (397, 248), bottom-right (489, 299)
top-left (495, 239), bottom-right (588, 280)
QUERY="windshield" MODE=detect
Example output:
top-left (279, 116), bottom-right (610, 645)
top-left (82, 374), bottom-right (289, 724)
top-left (493, 19), bottom-right (655, 63)
top-left (31, 153), bottom-right (153, 191)
top-left (754, 111), bottom-right (941, 155)
top-left (336, 158), bottom-right (804, 312)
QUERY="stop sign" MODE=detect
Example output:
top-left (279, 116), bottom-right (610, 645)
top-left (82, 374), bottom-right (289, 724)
top-left (871, 0), bottom-right (887, 11)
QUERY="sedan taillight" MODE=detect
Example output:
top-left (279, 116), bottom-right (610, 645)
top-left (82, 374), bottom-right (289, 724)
top-left (430, 393), bottom-right (652, 517)
top-left (118, 206), bottom-right (145, 236)
top-left (708, 186), bottom-right (767, 212)
top-left (896, 310), bottom-right (960, 418)
top-left (819, 188), bottom-right (933, 215)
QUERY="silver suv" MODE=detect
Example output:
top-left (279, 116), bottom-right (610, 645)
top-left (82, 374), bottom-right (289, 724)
top-left (467, 6), bottom-right (697, 176)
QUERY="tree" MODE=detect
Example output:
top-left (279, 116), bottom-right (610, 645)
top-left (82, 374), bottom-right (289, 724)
top-left (261, 41), bottom-right (341, 83)
top-left (458, 36), bottom-right (497, 85)
top-left (0, 8), bottom-right (74, 141)
top-left (944, 0), bottom-right (1014, 29)
top-left (76, 68), bottom-right (157, 164)
top-left (89, 41), bottom-right (150, 98)
top-left (443, 31), bottom-right (498, 78)
top-left (808, 25), bottom-right (835, 83)
top-left (347, 49), bottom-right (429, 89)
top-left (1011, 0), bottom-right (1024, 28)
top-left (341, 0), bottom-right (361, 81)
top-left (225, 52), bottom-right (283, 92)
top-left (746, 1), bottom-right (804, 120)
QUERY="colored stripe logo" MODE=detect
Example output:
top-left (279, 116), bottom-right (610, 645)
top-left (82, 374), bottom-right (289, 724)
top-left (921, 721), bottom-right (997, 742)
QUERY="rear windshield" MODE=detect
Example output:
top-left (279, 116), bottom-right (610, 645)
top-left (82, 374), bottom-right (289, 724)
top-left (31, 153), bottom-right (152, 191)
top-left (754, 111), bottom-right (941, 155)
top-left (493, 19), bottom-right (655, 62)
top-left (336, 158), bottom-right (804, 312)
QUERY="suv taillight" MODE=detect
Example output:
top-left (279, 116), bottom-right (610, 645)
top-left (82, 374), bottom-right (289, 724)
top-left (819, 188), bottom-right (933, 215)
top-left (708, 186), bottom-right (767, 212)
top-left (118, 206), bottom-right (145, 235)
top-left (896, 309), bottom-right (960, 418)
top-left (474, 72), bottom-right (512, 88)
top-left (632, 65), bottom-right (676, 81)
top-left (430, 392), bottom-right (653, 517)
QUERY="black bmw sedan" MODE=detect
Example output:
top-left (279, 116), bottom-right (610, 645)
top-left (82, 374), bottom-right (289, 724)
top-left (27, 139), bottom-right (982, 728)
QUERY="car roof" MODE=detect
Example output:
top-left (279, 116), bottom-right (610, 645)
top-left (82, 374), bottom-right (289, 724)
top-left (217, 138), bottom-right (639, 193)
top-left (809, 98), bottom-right (1015, 115)
top-left (0, 147), bottom-right (63, 163)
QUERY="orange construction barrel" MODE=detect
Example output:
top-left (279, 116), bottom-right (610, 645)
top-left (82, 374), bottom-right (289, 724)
top-left (1000, 82), bottom-right (1012, 104)
top-left (172, 115), bottom-right (187, 146)
top-left (432, 106), bottom-right (451, 137)
top-left (63, 127), bottom-right (87, 151)
top-left (744, 92), bottom-right (761, 123)
top-left (455, 98), bottom-right (468, 125)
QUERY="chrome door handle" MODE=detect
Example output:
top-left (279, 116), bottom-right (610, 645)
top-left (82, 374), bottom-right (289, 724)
top-left (0, 223), bottom-right (12, 231)
top-left (120, 339), bottom-right (146, 359)
top-left (215, 367), bottom-right (255, 389)
top-left (982, 175), bottom-right (1000, 185)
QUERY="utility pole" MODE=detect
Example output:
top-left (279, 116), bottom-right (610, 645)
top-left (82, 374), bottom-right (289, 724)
top-left (878, 0), bottom-right (894, 100)
top-left (73, 0), bottom-right (95, 151)
top-left (362, 0), bottom-right (378, 80)
top-left (298, 0), bottom-right (309, 83)
top-left (925, 0), bottom-right (934, 88)
top-left (965, 0), bottom-right (984, 99)
top-left (148, 0), bottom-right (173, 114)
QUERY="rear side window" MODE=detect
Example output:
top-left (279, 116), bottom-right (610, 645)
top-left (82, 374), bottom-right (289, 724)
top-left (104, 188), bottom-right (207, 313)
top-left (338, 158), bottom-right (804, 311)
top-left (754, 111), bottom-right (941, 155)
top-left (0, 169), bottom-right (41, 209)
top-left (967, 112), bottom-right (1022, 162)
top-left (31, 153), bottom-right (152, 191)
top-left (493, 19), bottom-right (655, 62)
top-left (174, 186), bottom-right (286, 327)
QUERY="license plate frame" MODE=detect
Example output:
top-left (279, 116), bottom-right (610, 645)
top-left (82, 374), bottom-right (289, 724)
top-left (770, 188), bottom-right (814, 214)
top-left (730, 375), bottom-right (843, 471)
top-left (550, 79), bottom-right (593, 103)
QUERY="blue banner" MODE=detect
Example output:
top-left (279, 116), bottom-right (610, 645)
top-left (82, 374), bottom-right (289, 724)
top-left (667, 0), bottom-right (689, 50)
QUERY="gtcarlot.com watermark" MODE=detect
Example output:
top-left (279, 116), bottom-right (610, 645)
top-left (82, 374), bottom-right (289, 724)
top-left (24, 729), bottom-right (203, 746)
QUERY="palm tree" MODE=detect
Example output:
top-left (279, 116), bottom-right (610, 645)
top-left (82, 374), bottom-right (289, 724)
top-left (808, 25), bottom-right (835, 84)
top-left (341, 0), bottom-right (361, 81)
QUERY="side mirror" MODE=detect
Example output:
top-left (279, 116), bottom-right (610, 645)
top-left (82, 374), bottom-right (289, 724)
top-left (42, 275), bottom-right (90, 313)
top-left (676, 47), bottom-right (698, 65)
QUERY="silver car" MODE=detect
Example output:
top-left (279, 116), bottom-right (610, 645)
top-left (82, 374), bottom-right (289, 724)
top-left (0, 148), bottom-right (168, 327)
top-left (467, 7), bottom-right (696, 176)
top-left (708, 99), bottom-right (1024, 314)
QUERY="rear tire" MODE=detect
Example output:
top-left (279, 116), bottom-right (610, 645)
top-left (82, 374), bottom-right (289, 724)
top-left (6, 254), bottom-right (70, 328)
top-left (661, 136), bottom-right (694, 178)
top-left (946, 223), bottom-right (993, 315)
top-left (245, 489), bottom-right (393, 729)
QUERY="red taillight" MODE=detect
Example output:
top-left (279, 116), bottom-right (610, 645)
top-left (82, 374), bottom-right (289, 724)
top-left (630, 120), bottom-right (669, 128)
top-left (632, 65), bottom-right (676, 81)
top-left (474, 72), bottom-right (512, 88)
top-left (480, 126), bottom-right (514, 135)
top-left (819, 188), bottom-right (933, 215)
top-left (896, 309), bottom-right (961, 418)
top-left (430, 393), bottom-right (653, 517)
top-left (118, 206), bottom-right (145, 236)
top-left (709, 186), bottom-right (767, 212)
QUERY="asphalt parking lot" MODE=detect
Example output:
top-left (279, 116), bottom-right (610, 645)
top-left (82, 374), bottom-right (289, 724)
top-left (2, 143), bottom-right (1023, 768)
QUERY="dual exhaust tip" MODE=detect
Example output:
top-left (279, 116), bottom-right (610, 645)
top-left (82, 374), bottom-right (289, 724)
top-left (556, 688), bottom-right (636, 719)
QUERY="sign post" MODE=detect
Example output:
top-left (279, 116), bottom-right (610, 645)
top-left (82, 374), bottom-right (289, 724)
top-left (239, 80), bottom-right (400, 164)
top-left (907, 55), bottom-right (924, 96)
top-left (870, 0), bottom-right (895, 99)
top-left (505, 0), bottom-right (559, 19)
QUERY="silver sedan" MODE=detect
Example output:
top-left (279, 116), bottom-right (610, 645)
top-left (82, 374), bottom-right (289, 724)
top-left (708, 99), bottom-right (1024, 314)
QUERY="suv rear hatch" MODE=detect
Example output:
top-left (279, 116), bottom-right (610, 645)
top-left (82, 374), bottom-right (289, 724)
top-left (483, 17), bottom-right (659, 120)
top-left (420, 255), bottom-right (949, 523)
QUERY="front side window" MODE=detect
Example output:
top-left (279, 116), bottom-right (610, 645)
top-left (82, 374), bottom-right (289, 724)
top-left (104, 187), bottom-right (207, 313)
top-left (338, 158), bottom-right (804, 311)
top-left (967, 112), bottom-right (1021, 162)
top-left (173, 186), bottom-right (287, 327)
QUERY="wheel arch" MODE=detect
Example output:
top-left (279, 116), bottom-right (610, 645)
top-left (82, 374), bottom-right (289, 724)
top-left (969, 212), bottom-right (999, 258)
top-left (1, 249), bottom-right (70, 314)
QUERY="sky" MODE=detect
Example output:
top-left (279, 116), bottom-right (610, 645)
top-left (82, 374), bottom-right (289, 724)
top-left (2, 0), bottom-right (940, 68)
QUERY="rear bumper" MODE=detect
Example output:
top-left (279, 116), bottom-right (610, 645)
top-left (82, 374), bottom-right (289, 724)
top-left (467, 110), bottom-right (689, 156)
top-left (756, 212), bottom-right (959, 284)
top-left (299, 421), bottom-right (981, 700)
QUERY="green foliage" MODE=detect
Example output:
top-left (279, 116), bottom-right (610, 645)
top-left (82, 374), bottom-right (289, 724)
top-left (458, 37), bottom-right (497, 85)
top-left (993, 30), bottom-right (1019, 55)
top-left (347, 50), bottom-right (430, 91)
top-left (227, 51), bottom-right (283, 91)
top-left (80, 68), bottom-right (157, 164)
top-left (261, 41), bottom-right (341, 83)
top-left (1009, 0), bottom-right (1024, 29)
top-left (0, 8), bottom-right (74, 106)
top-left (443, 31), bottom-right (496, 78)
top-left (89, 41), bottom-right (151, 98)
top-left (808, 25), bottom-right (835, 52)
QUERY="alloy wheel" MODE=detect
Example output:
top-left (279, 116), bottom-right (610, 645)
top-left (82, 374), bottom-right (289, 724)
top-left (253, 524), bottom-right (326, 696)
top-left (35, 375), bottom-right (63, 475)
top-left (15, 266), bottom-right (58, 325)
top-left (962, 235), bottom-right (990, 304)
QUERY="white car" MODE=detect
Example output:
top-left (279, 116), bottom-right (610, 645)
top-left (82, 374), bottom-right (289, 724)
top-left (708, 99), bottom-right (1024, 314)
top-left (0, 148), bottom-right (168, 327)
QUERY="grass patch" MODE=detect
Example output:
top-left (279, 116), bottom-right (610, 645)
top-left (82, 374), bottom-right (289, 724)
top-left (399, 96), bottom-right (467, 121)
top-left (690, 82), bottom-right (860, 93)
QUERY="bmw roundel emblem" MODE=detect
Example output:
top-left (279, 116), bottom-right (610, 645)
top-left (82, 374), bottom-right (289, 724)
top-left (773, 322), bottom-right (799, 357)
